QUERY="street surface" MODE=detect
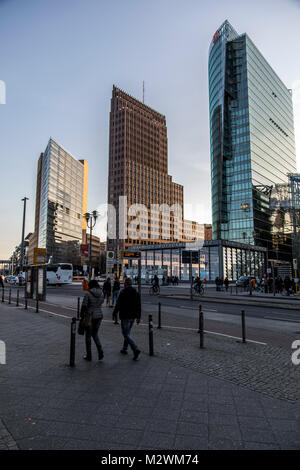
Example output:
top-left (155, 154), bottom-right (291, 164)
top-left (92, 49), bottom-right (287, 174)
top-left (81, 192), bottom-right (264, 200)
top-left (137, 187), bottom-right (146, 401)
top-left (1, 282), bottom-right (300, 450)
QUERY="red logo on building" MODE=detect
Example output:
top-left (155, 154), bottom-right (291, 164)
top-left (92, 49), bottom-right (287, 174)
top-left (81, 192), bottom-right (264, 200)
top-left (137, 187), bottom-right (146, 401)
top-left (213, 30), bottom-right (219, 44)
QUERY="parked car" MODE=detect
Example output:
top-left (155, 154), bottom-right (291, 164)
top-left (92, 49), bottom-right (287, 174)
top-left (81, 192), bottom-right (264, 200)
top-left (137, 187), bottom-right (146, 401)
top-left (236, 276), bottom-right (250, 287)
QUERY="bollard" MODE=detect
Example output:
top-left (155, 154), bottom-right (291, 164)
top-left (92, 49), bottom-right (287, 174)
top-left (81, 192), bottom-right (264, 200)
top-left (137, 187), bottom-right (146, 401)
top-left (198, 304), bottom-right (201, 333)
top-left (16, 289), bottom-right (19, 307)
top-left (36, 297), bottom-right (39, 313)
top-left (24, 297), bottom-right (28, 310)
top-left (69, 317), bottom-right (77, 367)
top-left (77, 297), bottom-right (80, 320)
top-left (241, 309), bottom-right (246, 343)
top-left (157, 302), bottom-right (162, 329)
top-left (2, 288), bottom-right (4, 303)
top-left (9, 288), bottom-right (11, 305)
top-left (149, 314), bottom-right (154, 356)
top-left (199, 306), bottom-right (204, 349)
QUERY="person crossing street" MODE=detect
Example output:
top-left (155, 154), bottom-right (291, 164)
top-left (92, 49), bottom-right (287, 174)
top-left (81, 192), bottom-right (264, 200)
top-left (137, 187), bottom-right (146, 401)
top-left (112, 277), bottom-right (141, 360)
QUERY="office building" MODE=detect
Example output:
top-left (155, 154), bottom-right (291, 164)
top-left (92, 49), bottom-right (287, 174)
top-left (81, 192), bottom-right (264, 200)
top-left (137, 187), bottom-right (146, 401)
top-left (107, 86), bottom-right (190, 270)
top-left (209, 20), bottom-right (297, 262)
top-left (29, 138), bottom-right (88, 266)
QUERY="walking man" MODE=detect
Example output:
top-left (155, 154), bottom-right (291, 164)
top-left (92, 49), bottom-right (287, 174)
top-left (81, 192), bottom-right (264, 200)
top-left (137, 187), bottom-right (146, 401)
top-left (112, 277), bottom-right (141, 360)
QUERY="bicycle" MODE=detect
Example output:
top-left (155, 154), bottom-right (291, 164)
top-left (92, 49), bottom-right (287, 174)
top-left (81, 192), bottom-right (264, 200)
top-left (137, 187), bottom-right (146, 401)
top-left (149, 284), bottom-right (160, 295)
top-left (192, 284), bottom-right (204, 296)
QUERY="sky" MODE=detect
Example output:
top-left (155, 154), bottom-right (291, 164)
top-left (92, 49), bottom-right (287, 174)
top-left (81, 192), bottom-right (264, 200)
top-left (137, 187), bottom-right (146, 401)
top-left (1, 0), bottom-right (300, 259)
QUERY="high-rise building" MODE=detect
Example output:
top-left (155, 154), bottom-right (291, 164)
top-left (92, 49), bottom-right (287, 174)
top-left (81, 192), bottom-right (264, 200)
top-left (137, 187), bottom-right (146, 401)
top-left (29, 137), bottom-right (88, 266)
top-left (209, 20), bottom-right (297, 262)
top-left (107, 86), bottom-right (187, 268)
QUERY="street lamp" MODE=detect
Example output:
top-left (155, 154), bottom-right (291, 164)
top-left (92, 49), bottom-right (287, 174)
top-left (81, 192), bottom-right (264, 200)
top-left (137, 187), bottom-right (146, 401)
top-left (84, 210), bottom-right (98, 280)
top-left (20, 197), bottom-right (29, 274)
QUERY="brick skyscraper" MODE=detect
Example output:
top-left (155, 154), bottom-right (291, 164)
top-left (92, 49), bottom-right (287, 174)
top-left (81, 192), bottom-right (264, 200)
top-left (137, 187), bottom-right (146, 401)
top-left (107, 86), bottom-right (184, 268)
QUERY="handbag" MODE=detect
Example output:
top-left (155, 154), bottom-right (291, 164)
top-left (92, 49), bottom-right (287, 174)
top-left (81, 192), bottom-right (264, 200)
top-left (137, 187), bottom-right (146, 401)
top-left (78, 295), bottom-right (92, 334)
top-left (77, 319), bottom-right (85, 335)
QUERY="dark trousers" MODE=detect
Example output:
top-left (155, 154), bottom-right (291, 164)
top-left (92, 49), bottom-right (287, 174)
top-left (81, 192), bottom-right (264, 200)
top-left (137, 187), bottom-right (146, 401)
top-left (85, 318), bottom-right (103, 358)
top-left (121, 319), bottom-right (138, 352)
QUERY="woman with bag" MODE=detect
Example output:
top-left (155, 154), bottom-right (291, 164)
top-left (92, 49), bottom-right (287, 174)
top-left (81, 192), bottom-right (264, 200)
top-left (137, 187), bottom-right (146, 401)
top-left (80, 279), bottom-right (104, 361)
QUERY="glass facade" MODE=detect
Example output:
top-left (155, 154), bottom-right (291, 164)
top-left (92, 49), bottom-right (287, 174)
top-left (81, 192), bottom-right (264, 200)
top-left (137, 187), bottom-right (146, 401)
top-left (126, 241), bottom-right (266, 281)
top-left (38, 138), bottom-right (87, 264)
top-left (209, 21), bottom-right (297, 262)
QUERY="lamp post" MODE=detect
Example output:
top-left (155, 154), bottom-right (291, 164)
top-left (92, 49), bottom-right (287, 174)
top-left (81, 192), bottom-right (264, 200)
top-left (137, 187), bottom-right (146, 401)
top-left (20, 197), bottom-right (29, 274)
top-left (84, 211), bottom-right (98, 280)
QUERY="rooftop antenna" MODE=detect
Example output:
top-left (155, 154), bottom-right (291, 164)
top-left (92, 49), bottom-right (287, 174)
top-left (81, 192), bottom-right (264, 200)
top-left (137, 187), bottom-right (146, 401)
top-left (143, 81), bottom-right (145, 103)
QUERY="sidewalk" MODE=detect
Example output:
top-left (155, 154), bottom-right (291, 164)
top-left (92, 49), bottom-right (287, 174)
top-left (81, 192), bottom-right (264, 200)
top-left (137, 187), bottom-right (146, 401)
top-left (0, 302), bottom-right (300, 450)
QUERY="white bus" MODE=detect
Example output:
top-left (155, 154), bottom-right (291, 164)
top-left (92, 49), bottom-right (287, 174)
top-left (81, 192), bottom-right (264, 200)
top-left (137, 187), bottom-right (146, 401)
top-left (46, 263), bottom-right (73, 285)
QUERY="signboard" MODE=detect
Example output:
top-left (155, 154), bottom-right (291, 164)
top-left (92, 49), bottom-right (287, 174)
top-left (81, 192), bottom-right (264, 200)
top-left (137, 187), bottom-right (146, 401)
top-left (38, 268), bottom-right (44, 295)
top-left (182, 250), bottom-right (199, 264)
top-left (80, 244), bottom-right (89, 257)
top-left (212, 30), bottom-right (219, 44)
top-left (107, 251), bottom-right (115, 260)
top-left (293, 259), bottom-right (298, 270)
top-left (121, 251), bottom-right (141, 259)
top-left (33, 248), bottom-right (46, 265)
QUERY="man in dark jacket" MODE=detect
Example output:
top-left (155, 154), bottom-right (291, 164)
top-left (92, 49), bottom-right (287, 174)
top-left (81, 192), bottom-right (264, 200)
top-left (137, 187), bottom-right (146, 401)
top-left (113, 277), bottom-right (141, 360)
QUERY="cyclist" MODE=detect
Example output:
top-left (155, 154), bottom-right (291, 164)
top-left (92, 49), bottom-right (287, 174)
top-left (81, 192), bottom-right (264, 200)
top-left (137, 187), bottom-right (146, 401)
top-left (150, 275), bottom-right (160, 294)
top-left (193, 276), bottom-right (203, 294)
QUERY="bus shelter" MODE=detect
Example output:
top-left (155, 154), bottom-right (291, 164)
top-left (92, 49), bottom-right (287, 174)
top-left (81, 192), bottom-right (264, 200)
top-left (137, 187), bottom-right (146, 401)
top-left (24, 265), bottom-right (47, 301)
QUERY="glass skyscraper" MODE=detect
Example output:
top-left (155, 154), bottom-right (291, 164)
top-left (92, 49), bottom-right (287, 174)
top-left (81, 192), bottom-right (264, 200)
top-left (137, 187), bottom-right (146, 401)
top-left (36, 138), bottom-right (88, 264)
top-left (209, 20), bottom-right (297, 262)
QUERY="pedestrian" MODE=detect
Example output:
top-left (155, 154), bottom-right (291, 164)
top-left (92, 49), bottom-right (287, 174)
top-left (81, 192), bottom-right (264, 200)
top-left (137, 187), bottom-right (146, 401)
top-left (103, 277), bottom-right (112, 306)
top-left (80, 279), bottom-right (104, 362)
top-left (284, 276), bottom-right (291, 296)
top-left (224, 277), bottom-right (229, 292)
top-left (112, 276), bottom-right (121, 307)
top-left (112, 277), bottom-right (121, 324)
top-left (112, 277), bottom-right (141, 360)
top-left (215, 276), bottom-right (219, 291)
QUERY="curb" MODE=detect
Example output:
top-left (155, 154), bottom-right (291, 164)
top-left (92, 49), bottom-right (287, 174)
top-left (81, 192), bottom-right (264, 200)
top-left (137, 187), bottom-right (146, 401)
top-left (159, 294), bottom-right (300, 310)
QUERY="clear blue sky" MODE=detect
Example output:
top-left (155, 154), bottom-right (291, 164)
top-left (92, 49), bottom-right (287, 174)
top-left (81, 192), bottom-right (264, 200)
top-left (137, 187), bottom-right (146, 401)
top-left (1, 0), bottom-right (300, 258)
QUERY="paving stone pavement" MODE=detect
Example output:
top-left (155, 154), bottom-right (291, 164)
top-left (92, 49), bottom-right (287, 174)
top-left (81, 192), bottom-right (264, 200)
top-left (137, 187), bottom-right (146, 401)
top-left (0, 303), bottom-right (300, 450)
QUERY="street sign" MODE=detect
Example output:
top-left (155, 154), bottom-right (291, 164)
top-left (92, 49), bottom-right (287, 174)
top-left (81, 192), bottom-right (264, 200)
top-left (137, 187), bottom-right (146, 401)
top-left (122, 251), bottom-right (141, 259)
top-left (80, 244), bottom-right (89, 257)
top-left (33, 248), bottom-right (46, 265)
top-left (107, 251), bottom-right (115, 260)
top-left (293, 259), bottom-right (298, 270)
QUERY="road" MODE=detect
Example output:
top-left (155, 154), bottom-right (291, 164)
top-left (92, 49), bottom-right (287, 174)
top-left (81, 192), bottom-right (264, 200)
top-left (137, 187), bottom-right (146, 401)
top-left (4, 282), bottom-right (300, 349)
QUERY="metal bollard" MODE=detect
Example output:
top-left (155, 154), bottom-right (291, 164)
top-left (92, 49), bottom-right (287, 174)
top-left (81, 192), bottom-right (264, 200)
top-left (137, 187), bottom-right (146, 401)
top-left (16, 289), bottom-right (19, 307)
top-left (69, 317), bottom-right (77, 367)
top-left (149, 314), bottom-right (154, 356)
top-left (199, 306), bottom-right (204, 349)
top-left (2, 288), bottom-right (4, 303)
top-left (77, 297), bottom-right (80, 320)
top-left (241, 309), bottom-right (246, 343)
top-left (198, 304), bottom-right (201, 333)
top-left (157, 302), bottom-right (162, 329)
top-left (9, 288), bottom-right (11, 304)
top-left (36, 297), bottom-right (39, 313)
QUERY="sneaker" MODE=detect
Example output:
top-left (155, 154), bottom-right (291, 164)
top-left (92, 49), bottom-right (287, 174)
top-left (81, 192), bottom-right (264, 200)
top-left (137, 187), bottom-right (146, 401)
top-left (133, 349), bottom-right (141, 361)
top-left (120, 349), bottom-right (128, 355)
top-left (83, 355), bottom-right (92, 362)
